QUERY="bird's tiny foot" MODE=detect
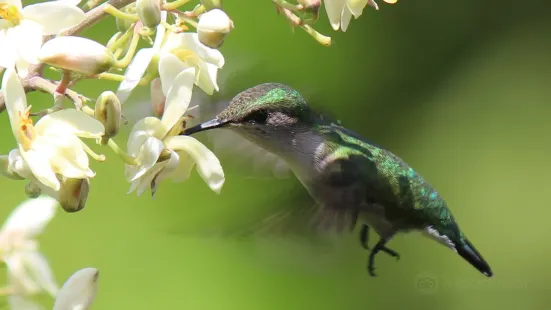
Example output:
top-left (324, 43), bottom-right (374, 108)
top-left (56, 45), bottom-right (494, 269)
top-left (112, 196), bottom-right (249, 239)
top-left (381, 247), bottom-right (400, 261)
top-left (359, 224), bottom-right (370, 250)
top-left (368, 266), bottom-right (377, 277)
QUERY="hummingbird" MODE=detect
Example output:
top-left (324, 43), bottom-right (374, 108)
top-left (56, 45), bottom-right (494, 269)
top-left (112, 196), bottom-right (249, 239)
top-left (182, 83), bottom-right (493, 277)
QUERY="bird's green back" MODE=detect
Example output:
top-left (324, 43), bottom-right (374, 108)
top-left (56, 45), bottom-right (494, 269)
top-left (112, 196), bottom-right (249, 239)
top-left (315, 121), bottom-right (459, 235)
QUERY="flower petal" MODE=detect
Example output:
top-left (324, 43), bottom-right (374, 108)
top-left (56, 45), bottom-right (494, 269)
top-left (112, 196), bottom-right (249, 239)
top-left (195, 61), bottom-right (218, 95)
top-left (14, 20), bottom-right (43, 65)
top-left (0, 31), bottom-right (17, 69)
top-left (35, 135), bottom-right (93, 179)
top-left (15, 57), bottom-right (31, 78)
top-left (127, 129), bottom-right (150, 158)
top-left (21, 148), bottom-right (60, 191)
top-left (23, 2), bottom-right (85, 35)
top-left (164, 136), bottom-right (224, 193)
top-left (116, 48), bottom-right (155, 104)
top-left (346, 0), bottom-right (369, 17)
top-left (340, 6), bottom-right (353, 32)
top-left (324, 0), bottom-right (346, 30)
top-left (152, 11), bottom-right (167, 51)
top-left (158, 53), bottom-right (189, 96)
top-left (129, 160), bottom-right (168, 196)
top-left (5, 252), bottom-right (41, 294)
top-left (4, 0), bottom-right (22, 11)
top-left (53, 268), bottom-right (99, 310)
top-left (151, 150), bottom-right (180, 196)
top-left (159, 67), bottom-right (195, 135)
top-left (150, 78), bottom-right (166, 117)
top-left (167, 151), bottom-right (194, 182)
top-left (2, 67), bottom-right (27, 141)
top-left (163, 33), bottom-right (224, 67)
top-left (1, 196), bottom-right (57, 238)
top-left (8, 295), bottom-right (42, 310)
top-left (20, 250), bottom-right (59, 296)
top-left (34, 109), bottom-right (105, 139)
top-left (131, 137), bottom-right (164, 181)
top-left (8, 148), bottom-right (31, 179)
top-left (127, 117), bottom-right (163, 152)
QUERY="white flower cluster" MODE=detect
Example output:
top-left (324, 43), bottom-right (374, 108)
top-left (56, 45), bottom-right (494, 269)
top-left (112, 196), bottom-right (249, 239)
top-left (0, 196), bottom-right (99, 310)
top-left (273, 0), bottom-right (397, 45)
top-left (0, 0), bottom-right (233, 212)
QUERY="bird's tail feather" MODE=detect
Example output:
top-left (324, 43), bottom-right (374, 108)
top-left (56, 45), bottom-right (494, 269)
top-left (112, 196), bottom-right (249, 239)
top-left (456, 237), bottom-right (493, 277)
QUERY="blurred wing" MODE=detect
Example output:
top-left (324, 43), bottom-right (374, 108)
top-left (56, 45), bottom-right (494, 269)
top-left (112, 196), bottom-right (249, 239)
top-left (169, 185), bottom-right (357, 244)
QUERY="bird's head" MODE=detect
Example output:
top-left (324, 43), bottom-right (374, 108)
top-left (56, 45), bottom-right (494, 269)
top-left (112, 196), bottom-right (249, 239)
top-left (183, 83), bottom-right (314, 137)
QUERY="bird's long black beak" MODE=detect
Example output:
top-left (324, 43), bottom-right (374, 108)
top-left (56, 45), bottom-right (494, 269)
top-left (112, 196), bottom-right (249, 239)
top-left (182, 118), bottom-right (227, 136)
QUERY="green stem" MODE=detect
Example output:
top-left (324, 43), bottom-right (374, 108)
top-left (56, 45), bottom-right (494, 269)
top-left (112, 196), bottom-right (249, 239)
top-left (81, 141), bottom-right (106, 162)
top-left (97, 72), bottom-right (127, 82)
top-left (184, 4), bottom-right (205, 17)
top-left (113, 48), bottom-right (124, 59)
top-left (179, 15), bottom-right (198, 28)
top-left (162, 0), bottom-right (190, 11)
top-left (82, 105), bottom-right (95, 117)
top-left (273, 0), bottom-right (303, 12)
top-left (301, 24), bottom-right (331, 46)
top-left (114, 28), bottom-right (141, 68)
top-left (108, 26), bottom-right (133, 53)
top-left (104, 4), bottom-right (139, 22)
top-left (107, 139), bottom-right (140, 165)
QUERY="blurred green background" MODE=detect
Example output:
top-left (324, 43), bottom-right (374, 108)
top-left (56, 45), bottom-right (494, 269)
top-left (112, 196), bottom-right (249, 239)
top-left (2, 0), bottom-right (551, 309)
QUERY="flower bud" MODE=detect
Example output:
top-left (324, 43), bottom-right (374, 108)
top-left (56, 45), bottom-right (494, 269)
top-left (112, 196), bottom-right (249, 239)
top-left (0, 155), bottom-right (23, 180)
top-left (197, 9), bottom-right (233, 49)
top-left (25, 182), bottom-right (42, 198)
top-left (39, 36), bottom-right (116, 75)
top-left (298, 0), bottom-right (320, 11)
top-left (150, 78), bottom-right (165, 117)
top-left (58, 177), bottom-right (89, 213)
top-left (200, 0), bottom-right (223, 10)
top-left (136, 0), bottom-right (161, 28)
top-left (298, 0), bottom-right (320, 23)
top-left (116, 4), bottom-right (136, 31)
top-left (95, 91), bottom-right (121, 144)
top-left (53, 268), bottom-right (99, 310)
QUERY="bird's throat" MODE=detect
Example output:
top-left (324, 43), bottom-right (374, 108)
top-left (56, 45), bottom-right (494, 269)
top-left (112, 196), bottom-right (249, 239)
top-left (233, 124), bottom-right (326, 184)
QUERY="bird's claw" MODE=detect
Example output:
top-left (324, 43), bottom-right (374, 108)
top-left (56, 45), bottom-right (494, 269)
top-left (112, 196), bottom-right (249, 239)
top-left (382, 248), bottom-right (400, 261)
top-left (368, 266), bottom-right (377, 277)
top-left (366, 238), bottom-right (400, 277)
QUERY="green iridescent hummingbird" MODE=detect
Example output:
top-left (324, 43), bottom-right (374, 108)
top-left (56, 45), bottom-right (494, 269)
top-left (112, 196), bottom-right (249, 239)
top-left (183, 83), bottom-right (493, 277)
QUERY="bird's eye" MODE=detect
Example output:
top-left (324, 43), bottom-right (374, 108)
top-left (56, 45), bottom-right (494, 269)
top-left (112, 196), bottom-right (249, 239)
top-left (243, 110), bottom-right (268, 124)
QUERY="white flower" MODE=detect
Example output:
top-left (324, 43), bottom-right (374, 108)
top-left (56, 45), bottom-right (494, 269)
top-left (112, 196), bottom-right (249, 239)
top-left (1, 68), bottom-right (105, 192)
top-left (6, 150), bottom-right (92, 212)
top-left (116, 20), bottom-right (224, 104)
top-left (53, 268), bottom-right (99, 310)
top-left (125, 67), bottom-right (225, 196)
top-left (324, 0), bottom-right (390, 32)
top-left (0, 0), bottom-right (86, 77)
top-left (0, 196), bottom-right (59, 308)
top-left (158, 32), bottom-right (224, 96)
